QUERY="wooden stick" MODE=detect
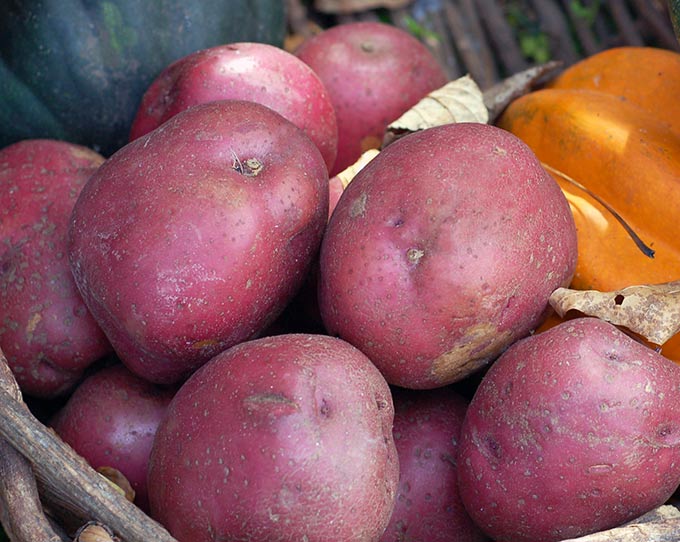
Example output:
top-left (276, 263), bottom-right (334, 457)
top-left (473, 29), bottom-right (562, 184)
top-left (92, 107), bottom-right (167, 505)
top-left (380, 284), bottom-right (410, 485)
top-left (0, 439), bottom-right (67, 542)
top-left (443, 0), bottom-right (499, 88)
top-left (0, 350), bottom-right (65, 542)
top-left (629, 0), bottom-right (680, 51)
top-left (529, 0), bottom-right (581, 66)
top-left (476, 0), bottom-right (530, 76)
top-left (0, 350), bottom-right (177, 542)
top-left (559, 0), bottom-right (602, 56)
top-left (606, 0), bottom-right (645, 46)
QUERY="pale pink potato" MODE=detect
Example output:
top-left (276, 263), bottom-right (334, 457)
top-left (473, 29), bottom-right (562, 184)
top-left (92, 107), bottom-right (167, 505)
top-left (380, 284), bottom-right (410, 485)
top-left (130, 42), bottom-right (338, 172)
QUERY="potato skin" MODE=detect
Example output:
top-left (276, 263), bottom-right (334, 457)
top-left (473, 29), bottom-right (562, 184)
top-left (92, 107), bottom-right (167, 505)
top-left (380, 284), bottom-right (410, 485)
top-left (69, 100), bottom-right (328, 385)
top-left (380, 387), bottom-right (489, 542)
top-left (318, 122), bottom-right (577, 388)
top-left (147, 333), bottom-right (399, 542)
top-left (295, 22), bottom-right (447, 175)
top-left (0, 139), bottom-right (112, 398)
top-left (457, 317), bottom-right (680, 542)
top-left (50, 363), bottom-right (174, 512)
top-left (129, 42), bottom-right (338, 172)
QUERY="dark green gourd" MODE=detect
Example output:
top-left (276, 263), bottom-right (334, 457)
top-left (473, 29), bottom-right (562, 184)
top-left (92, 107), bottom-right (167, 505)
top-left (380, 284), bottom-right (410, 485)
top-left (0, 0), bottom-right (286, 156)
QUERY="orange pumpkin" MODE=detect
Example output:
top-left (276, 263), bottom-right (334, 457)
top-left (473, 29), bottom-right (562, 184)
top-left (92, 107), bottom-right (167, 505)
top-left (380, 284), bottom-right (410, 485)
top-left (497, 85), bottom-right (680, 364)
top-left (547, 46), bottom-right (680, 135)
top-left (497, 87), bottom-right (680, 292)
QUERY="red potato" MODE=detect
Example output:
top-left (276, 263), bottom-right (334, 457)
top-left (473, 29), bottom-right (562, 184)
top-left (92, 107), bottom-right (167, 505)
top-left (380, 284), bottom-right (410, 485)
top-left (295, 21), bottom-right (448, 175)
top-left (0, 139), bottom-right (111, 398)
top-left (50, 363), bottom-right (174, 512)
top-left (457, 317), bottom-right (680, 542)
top-left (147, 333), bottom-right (399, 542)
top-left (318, 122), bottom-right (577, 389)
top-left (129, 42), bottom-right (338, 172)
top-left (381, 387), bottom-right (489, 542)
top-left (69, 100), bottom-right (328, 385)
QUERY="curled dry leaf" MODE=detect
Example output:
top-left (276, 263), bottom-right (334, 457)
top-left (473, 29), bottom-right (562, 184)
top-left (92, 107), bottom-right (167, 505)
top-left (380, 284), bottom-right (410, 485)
top-left (483, 60), bottom-right (563, 123)
top-left (335, 148), bottom-right (380, 189)
top-left (73, 521), bottom-right (119, 542)
top-left (383, 74), bottom-right (487, 146)
top-left (549, 281), bottom-right (680, 345)
top-left (96, 467), bottom-right (135, 503)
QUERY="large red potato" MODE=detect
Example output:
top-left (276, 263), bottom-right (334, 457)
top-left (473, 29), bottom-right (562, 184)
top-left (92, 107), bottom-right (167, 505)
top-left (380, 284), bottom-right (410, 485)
top-left (381, 387), bottom-right (489, 542)
top-left (147, 333), bottom-right (399, 542)
top-left (69, 100), bottom-right (328, 385)
top-left (129, 42), bottom-right (338, 172)
top-left (318, 122), bottom-right (577, 389)
top-left (50, 363), bottom-right (174, 512)
top-left (0, 139), bottom-right (111, 398)
top-left (295, 21), bottom-right (448, 175)
top-left (457, 317), bottom-right (680, 542)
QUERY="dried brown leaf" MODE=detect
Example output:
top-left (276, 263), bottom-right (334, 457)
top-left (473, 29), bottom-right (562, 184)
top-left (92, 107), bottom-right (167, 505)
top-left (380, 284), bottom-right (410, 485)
top-left (389, 74), bottom-right (487, 130)
top-left (482, 60), bottom-right (563, 123)
top-left (73, 521), bottom-right (120, 542)
top-left (549, 281), bottom-right (680, 345)
top-left (335, 148), bottom-right (380, 189)
top-left (96, 467), bottom-right (135, 503)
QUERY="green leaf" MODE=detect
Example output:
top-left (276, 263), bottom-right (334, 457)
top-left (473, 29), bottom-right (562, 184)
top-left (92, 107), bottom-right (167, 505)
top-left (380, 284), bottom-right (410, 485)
top-left (402, 15), bottom-right (441, 44)
top-left (670, 0), bottom-right (680, 44)
top-left (519, 33), bottom-right (551, 64)
top-left (569, 0), bottom-right (601, 26)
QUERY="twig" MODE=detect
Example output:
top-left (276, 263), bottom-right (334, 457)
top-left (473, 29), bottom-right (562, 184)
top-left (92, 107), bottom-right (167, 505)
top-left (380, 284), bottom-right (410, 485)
top-left (0, 348), bottom-right (178, 542)
top-left (423, 7), bottom-right (463, 79)
top-left (529, 0), bottom-right (581, 66)
top-left (629, 0), bottom-right (680, 51)
top-left (560, 0), bottom-right (603, 56)
top-left (0, 351), bottom-right (65, 542)
top-left (0, 439), bottom-right (67, 542)
top-left (606, 0), bottom-right (645, 45)
top-left (443, 0), bottom-right (499, 88)
top-left (476, 0), bottom-right (531, 76)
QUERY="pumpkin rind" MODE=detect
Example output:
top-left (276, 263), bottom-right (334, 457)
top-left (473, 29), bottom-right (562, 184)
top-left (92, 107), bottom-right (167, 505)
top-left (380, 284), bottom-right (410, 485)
top-left (497, 88), bottom-right (680, 293)
top-left (548, 46), bottom-right (680, 135)
top-left (0, 0), bottom-right (286, 156)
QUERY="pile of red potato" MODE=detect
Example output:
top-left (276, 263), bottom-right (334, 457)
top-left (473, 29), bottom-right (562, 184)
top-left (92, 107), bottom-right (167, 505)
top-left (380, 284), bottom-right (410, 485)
top-left (3, 21), bottom-right (680, 542)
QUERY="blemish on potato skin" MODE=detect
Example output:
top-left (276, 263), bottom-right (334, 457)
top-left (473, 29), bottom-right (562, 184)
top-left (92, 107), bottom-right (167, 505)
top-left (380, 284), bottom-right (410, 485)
top-left (430, 324), bottom-right (514, 384)
top-left (349, 192), bottom-right (368, 218)
top-left (243, 393), bottom-right (300, 412)
top-left (406, 247), bottom-right (424, 264)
